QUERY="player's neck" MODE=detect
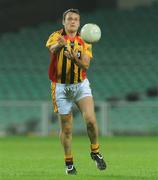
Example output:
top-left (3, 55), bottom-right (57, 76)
top-left (65, 29), bottom-right (77, 38)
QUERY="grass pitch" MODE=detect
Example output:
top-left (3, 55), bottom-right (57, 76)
top-left (0, 136), bottom-right (158, 180)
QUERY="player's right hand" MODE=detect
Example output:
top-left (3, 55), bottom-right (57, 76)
top-left (49, 36), bottom-right (67, 54)
top-left (57, 36), bottom-right (67, 47)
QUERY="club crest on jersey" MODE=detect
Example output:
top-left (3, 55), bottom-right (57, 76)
top-left (77, 51), bottom-right (81, 58)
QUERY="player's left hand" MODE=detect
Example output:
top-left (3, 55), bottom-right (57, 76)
top-left (64, 49), bottom-right (78, 61)
top-left (64, 49), bottom-right (90, 69)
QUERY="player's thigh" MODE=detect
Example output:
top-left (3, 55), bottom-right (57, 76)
top-left (59, 113), bottom-right (73, 132)
top-left (76, 96), bottom-right (96, 122)
top-left (51, 82), bottom-right (73, 114)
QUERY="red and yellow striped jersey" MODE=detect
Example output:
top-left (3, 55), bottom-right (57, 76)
top-left (46, 29), bottom-right (92, 84)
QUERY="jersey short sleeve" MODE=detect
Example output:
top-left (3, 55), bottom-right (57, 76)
top-left (46, 31), bottom-right (61, 48)
top-left (84, 43), bottom-right (93, 59)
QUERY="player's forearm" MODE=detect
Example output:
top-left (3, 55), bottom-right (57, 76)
top-left (72, 57), bottom-right (89, 70)
top-left (49, 44), bottom-right (64, 54)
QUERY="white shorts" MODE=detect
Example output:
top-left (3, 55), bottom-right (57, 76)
top-left (51, 78), bottom-right (92, 114)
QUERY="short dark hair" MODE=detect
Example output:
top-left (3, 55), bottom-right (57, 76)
top-left (63, 8), bottom-right (80, 21)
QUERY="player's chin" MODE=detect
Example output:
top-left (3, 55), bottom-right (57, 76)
top-left (69, 27), bottom-right (78, 33)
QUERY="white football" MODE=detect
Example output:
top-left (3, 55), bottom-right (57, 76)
top-left (80, 23), bottom-right (101, 43)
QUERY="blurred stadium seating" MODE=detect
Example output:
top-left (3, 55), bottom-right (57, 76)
top-left (0, 3), bottom-right (158, 135)
top-left (0, 5), bottom-right (158, 100)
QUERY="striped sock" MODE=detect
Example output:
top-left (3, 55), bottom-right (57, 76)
top-left (64, 155), bottom-right (73, 166)
top-left (91, 143), bottom-right (99, 153)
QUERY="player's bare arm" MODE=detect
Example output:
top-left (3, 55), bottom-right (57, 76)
top-left (49, 36), bottom-right (67, 54)
top-left (64, 49), bottom-right (90, 70)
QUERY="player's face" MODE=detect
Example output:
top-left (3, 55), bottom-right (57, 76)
top-left (63, 12), bottom-right (80, 33)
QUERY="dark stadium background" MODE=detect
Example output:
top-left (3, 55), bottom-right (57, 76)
top-left (0, 0), bottom-right (158, 136)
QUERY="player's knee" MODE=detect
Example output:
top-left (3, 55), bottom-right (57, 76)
top-left (84, 113), bottom-right (95, 123)
top-left (63, 126), bottom-right (72, 137)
